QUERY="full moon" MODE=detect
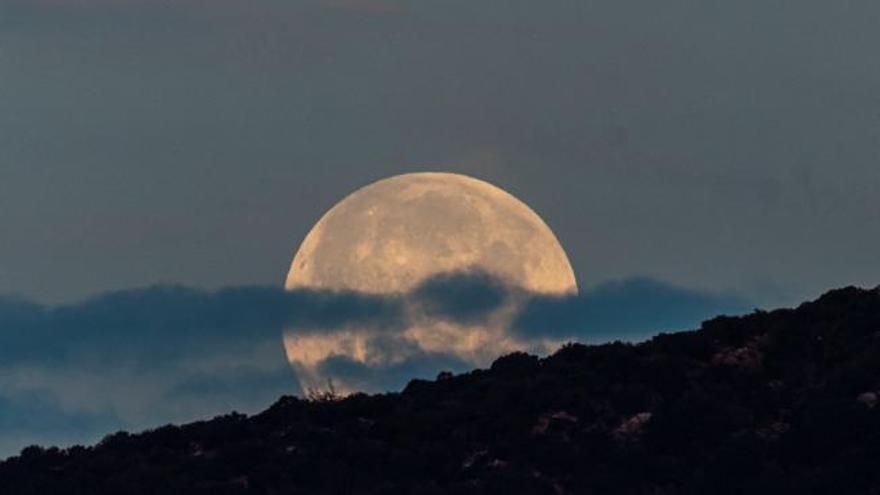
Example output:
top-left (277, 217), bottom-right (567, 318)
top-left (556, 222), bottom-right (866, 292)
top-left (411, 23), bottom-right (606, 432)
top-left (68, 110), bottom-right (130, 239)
top-left (284, 172), bottom-right (578, 393)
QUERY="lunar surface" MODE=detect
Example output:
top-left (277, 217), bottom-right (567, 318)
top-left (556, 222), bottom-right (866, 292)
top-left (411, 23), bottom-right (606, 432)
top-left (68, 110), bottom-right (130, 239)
top-left (284, 172), bottom-right (577, 394)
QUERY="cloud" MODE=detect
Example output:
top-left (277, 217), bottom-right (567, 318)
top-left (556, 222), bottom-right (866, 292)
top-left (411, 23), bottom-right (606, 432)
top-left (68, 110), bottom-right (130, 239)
top-left (0, 273), bottom-right (749, 458)
top-left (410, 270), bottom-right (508, 325)
top-left (0, 285), bottom-right (402, 368)
top-left (280, 273), bottom-right (748, 396)
top-left (513, 278), bottom-right (751, 342)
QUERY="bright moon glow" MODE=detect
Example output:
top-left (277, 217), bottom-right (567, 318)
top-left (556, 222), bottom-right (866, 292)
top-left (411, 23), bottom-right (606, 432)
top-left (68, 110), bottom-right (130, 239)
top-left (284, 172), bottom-right (578, 393)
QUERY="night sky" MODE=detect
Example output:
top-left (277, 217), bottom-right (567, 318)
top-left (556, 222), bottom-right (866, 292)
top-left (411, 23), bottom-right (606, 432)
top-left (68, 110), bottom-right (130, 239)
top-left (1, 0), bottom-right (879, 458)
top-left (3, 0), bottom-right (879, 306)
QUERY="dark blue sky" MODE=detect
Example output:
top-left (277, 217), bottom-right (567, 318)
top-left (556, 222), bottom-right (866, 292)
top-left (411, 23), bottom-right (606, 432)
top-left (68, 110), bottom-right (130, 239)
top-left (2, 0), bottom-right (879, 306)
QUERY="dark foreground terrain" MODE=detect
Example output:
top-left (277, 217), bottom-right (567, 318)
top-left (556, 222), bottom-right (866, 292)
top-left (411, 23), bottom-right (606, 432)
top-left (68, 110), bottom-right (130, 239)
top-left (3, 286), bottom-right (880, 494)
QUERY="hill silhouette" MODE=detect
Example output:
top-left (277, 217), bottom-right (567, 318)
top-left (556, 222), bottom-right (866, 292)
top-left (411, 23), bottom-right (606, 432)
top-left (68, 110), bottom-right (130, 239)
top-left (3, 286), bottom-right (880, 494)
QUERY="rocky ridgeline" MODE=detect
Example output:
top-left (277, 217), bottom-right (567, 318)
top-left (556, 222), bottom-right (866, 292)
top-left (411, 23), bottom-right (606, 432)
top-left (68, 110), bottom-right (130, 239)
top-left (3, 286), bottom-right (880, 494)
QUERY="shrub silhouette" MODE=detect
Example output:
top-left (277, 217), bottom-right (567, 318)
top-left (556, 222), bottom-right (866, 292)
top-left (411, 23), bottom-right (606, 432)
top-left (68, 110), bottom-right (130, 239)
top-left (306, 378), bottom-right (343, 403)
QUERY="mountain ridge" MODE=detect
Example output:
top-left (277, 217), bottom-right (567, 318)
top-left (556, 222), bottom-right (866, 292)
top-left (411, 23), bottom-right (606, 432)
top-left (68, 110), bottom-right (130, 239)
top-left (3, 285), bottom-right (880, 494)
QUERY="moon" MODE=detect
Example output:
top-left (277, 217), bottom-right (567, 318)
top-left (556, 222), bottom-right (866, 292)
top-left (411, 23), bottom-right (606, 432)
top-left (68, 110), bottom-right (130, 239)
top-left (284, 172), bottom-right (577, 393)
top-left (286, 172), bottom-right (576, 295)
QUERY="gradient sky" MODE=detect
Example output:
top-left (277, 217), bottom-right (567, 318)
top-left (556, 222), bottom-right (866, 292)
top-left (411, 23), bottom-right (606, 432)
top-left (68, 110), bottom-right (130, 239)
top-left (2, 0), bottom-right (879, 306)
top-left (3, 0), bottom-right (880, 460)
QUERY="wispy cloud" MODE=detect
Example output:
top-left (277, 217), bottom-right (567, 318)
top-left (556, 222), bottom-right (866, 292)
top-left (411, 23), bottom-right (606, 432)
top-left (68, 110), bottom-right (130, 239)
top-left (0, 274), bottom-right (748, 458)
top-left (513, 278), bottom-right (751, 341)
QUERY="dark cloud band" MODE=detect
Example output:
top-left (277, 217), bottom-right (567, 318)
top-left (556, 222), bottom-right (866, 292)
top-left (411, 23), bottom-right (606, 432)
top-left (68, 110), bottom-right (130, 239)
top-left (0, 274), bottom-right (749, 459)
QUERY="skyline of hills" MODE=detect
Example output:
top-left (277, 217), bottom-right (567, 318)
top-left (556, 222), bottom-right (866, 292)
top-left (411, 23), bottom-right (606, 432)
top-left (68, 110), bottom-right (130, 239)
top-left (3, 284), bottom-right (879, 493)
